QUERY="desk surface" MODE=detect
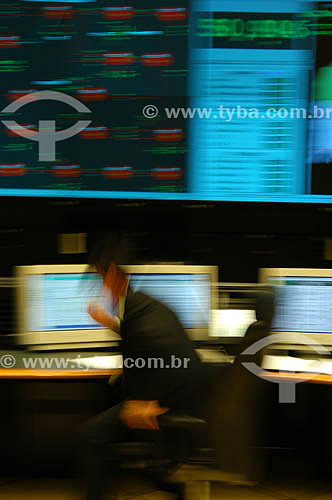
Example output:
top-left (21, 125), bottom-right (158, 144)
top-left (3, 369), bottom-right (332, 383)
top-left (0, 368), bottom-right (121, 379)
top-left (261, 371), bottom-right (332, 386)
top-left (0, 348), bottom-right (231, 379)
top-left (3, 350), bottom-right (332, 384)
top-left (0, 350), bottom-right (122, 379)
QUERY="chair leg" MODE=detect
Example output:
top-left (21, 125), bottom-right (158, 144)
top-left (184, 481), bottom-right (210, 500)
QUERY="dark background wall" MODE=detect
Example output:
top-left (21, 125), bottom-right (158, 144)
top-left (0, 197), bottom-right (332, 281)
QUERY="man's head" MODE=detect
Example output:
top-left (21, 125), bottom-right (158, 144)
top-left (88, 232), bottom-right (130, 304)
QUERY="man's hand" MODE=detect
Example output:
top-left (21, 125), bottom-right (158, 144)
top-left (87, 303), bottom-right (120, 333)
top-left (120, 400), bottom-right (169, 430)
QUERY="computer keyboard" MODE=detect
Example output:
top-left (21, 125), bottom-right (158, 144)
top-left (69, 355), bottom-right (123, 370)
top-left (262, 355), bottom-right (332, 375)
top-left (195, 349), bottom-right (235, 364)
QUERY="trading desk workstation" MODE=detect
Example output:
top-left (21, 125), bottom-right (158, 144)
top-left (5, 0), bottom-right (332, 494)
top-left (2, 265), bottom-right (332, 482)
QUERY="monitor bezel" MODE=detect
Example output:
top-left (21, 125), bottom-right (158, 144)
top-left (16, 264), bottom-right (120, 347)
top-left (16, 264), bottom-right (218, 347)
top-left (260, 267), bottom-right (332, 346)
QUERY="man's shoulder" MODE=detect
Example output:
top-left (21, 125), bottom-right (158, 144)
top-left (124, 289), bottom-right (182, 327)
top-left (126, 289), bottom-right (168, 311)
top-left (126, 289), bottom-right (159, 309)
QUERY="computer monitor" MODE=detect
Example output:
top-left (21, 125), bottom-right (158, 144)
top-left (260, 268), bottom-right (332, 347)
top-left (210, 309), bottom-right (257, 339)
top-left (16, 264), bottom-right (218, 349)
top-left (208, 283), bottom-right (266, 342)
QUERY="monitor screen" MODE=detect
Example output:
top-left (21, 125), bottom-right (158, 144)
top-left (129, 273), bottom-right (211, 329)
top-left (17, 264), bottom-right (217, 346)
top-left (268, 276), bottom-right (332, 334)
top-left (260, 269), bottom-right (332, 348)
top-left (210, 309), bottom-right (257, 338)
top-left (4, 1), bottom-right (332, 203)
top-left (25, 271), bottom-right (212, 332)
top-left (25, 272), bottom-right (107, 332)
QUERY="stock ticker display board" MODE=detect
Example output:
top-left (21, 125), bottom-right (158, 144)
top-left (0, 0), bottom-right (189, 197)
top-left (1, 0), bottom-right (332, 203)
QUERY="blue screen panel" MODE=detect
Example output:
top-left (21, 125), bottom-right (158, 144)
top-left (1, 0), bottom-right (332, 202)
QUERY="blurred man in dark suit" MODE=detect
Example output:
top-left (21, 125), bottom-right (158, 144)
top-left (82, 233), bottom-right (206, 500)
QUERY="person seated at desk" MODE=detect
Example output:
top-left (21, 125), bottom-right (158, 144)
top-left (81, 233), bottom-right (207, 500)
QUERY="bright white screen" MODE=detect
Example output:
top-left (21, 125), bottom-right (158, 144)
top-left (130, 273), bottom-right (211, 329)
top-left (210, 309), bottom-right (256, 337)
top-left (269, 276), bottom-right (332, 334)
top-left (26, 273), bottom-right (106, 332)
top-left (25, 272), bottom-right (212, 332)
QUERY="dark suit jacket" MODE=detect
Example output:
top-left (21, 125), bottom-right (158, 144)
top-left (120, 288), bottom-right (206, 415)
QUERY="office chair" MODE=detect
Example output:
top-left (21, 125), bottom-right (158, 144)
top-left (113, 290), bottom-right (275, 500)
top-left (209, 289), bottom-right (275, 482)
